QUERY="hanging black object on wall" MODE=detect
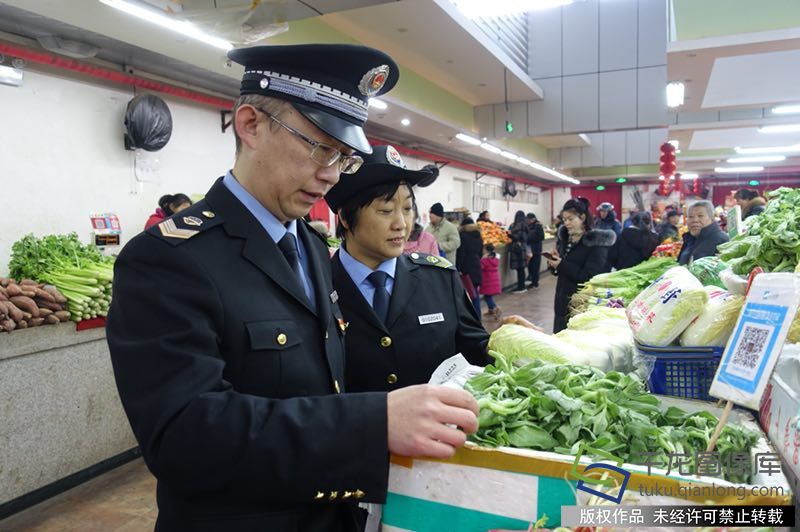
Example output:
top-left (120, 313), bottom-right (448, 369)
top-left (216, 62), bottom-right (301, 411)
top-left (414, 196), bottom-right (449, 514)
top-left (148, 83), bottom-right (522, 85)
top-left (502, 179), bottom-right (518, 198)
top-left (123, 94), bottom-right (173, 151)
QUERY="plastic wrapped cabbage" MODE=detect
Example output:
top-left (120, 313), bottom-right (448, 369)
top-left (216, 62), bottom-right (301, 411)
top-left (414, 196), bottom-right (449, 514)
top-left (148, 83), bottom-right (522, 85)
top-left (626, 266), bottom-right (708, 346)
top-left (688, 256), bottom-right (728, 289)
top-left (488, 324), bottom-right (580, 365)
top-left (679, 286), bottom-right (744, 347)
top-left (555, 327), bottom-right (633, 371)
top-left (567, 306), bottom-right (629, 331)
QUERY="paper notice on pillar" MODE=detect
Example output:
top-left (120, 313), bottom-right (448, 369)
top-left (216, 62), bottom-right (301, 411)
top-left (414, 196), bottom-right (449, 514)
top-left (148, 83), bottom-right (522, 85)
top-left (710, 273), bottom-right (800, 409)
top-left (428, 353), bottom-right (485, 390)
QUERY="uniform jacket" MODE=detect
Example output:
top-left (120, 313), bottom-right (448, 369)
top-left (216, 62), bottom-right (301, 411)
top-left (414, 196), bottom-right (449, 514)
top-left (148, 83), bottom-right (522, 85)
top-left (456, 223), bottom-right (484, 287)
top-left (106, 178), bottom-right (389, 532)
top-left (479, 256), bottom-right (501, 296)
top-left (508, 222), bottom-right (529, 270)
top-left (332, 251), bottom-right (490, 393)
top-left (609, 227), bottom-right (659, 270)
top-left (552, 226), bottom-right (615, 332)
top-left (425, 218), bottom-right (460, 266)
top-left (743, 197), bottom-right (766, 219)
top-left (678, 222), bottom-right (729, 265)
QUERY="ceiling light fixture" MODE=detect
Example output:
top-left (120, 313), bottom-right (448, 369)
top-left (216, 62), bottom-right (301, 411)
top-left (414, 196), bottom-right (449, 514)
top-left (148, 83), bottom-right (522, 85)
top-left (455, 133), bottom-right (482, 146)
top-left (400, 118), bottom-right (411, 126)
top-left (714, 166), bottom-right (764, 173)
top-left (517, 157), bottom-right (532, 165)
top-left (368, 98), bottom-right (387, 110)
top-left (771, 104), bottom-right (800, 115)
top-left (758, 124), bottom-right (800, 134)
top-left (680, 173), bottom-right (698, 180)
top-left (726, 155), bottom-right (786, 163)
top-left (480, 143), bottom-right (502, 154)
top-left (500, 150), bottom-right (520, 161)
top-left (527, 160), bottom-right (580, 184)
top-left (668, 139), bottom-right (680, 150)
top-left (98, 0), bottom-right (232, 51)
top-left (666, 81), bottom-right (685, 108)
top-left (453, 0), bottom-right (574, 18)
top-left (735, 144), bottom-right (800, 154)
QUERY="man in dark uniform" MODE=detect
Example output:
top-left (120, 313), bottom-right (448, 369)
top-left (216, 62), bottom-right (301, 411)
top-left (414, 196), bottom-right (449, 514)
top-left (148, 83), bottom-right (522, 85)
top-left (106, 44), bottom-right (480, 532)
top-left (325, 145), bottom-right (491, 393)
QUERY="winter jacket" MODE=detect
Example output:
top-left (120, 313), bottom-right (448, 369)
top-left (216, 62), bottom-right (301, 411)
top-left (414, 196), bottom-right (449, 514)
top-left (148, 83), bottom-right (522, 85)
top-left (609, 227), bottom-right (659, 270)
top-left (553, 226), bottom-right (616, 332)
top-left (425, 218), bottom-right (461, 266)
top-left (144, 208), bottom-right (166, 230)
top-left (526, 221), bottom-right (545, 252)
top-left (404, 226), bottom-right (440, 256)
top-left (456, 223), bottom-right (484, 287)
top-left (596, 211), bottom-right (622, 236)
top-left (508, 222), bottom-right (529, 270)
top-left (743, 197), bottom-right (767, 219)
top-left (678, 222), bottom-right (729, 265)
top-left (657, 222), bottom-right (679, 243)
top-left (479, 256), bottom-right (502, 296)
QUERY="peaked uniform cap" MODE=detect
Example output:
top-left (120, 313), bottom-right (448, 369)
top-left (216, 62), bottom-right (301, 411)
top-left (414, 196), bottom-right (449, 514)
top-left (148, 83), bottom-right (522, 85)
top-left (228, 44), bottom-right (399, 153)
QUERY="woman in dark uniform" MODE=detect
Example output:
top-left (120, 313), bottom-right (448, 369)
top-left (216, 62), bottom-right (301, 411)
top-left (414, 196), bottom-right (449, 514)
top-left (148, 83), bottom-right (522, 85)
top-left (326, 145), bottom-right (491, 393)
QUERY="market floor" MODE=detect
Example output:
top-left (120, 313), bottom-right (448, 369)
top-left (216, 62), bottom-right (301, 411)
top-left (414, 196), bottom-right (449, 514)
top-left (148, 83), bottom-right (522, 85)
top-left (0, 274), bottom-right (557, 531)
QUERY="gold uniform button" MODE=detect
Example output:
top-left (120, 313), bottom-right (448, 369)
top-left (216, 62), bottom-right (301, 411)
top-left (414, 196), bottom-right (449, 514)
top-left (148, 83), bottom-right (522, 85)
top-left (202, 210), bottom-right (216, 218)
top-left (276, 333), bottom-right (287, 345)
top-left (325, 331), bottom-right (329, 339)
top-left (342, 491), bottom-right (353, 499)
top-left (354, 490), bottom-right (365, 499)
top-left (329, 491), bottom-right (338, 501)
top-left (334, 380), bottom-right (341, 393)
top-left (380, 336), bottom-right (392, 348)
top-left (387, 373), bottom-right (398, 384)
top-left (314, 491), bottom-right (325, 500)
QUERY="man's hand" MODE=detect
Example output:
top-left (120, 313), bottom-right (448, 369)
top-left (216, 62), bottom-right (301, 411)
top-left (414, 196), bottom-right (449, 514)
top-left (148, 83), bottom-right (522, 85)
top-left (500, 315), bottom-right (543, 331)
top-left (387, 384), bottom-right (479, 459)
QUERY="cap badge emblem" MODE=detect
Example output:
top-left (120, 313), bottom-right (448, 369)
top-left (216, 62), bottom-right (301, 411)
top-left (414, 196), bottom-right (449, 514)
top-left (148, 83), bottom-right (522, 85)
top-left (259, 77), bottom-right (270, 89)
top-left (183, 216), bottom-right (203, 227)
top-left (386, 145), bottom-right (404, 168)
top-left (359, 65), bottom-right (390, 97)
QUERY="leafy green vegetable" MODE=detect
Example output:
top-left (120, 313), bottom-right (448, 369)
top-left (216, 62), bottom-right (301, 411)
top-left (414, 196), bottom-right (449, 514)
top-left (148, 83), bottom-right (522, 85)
top-left (466, 351), bottom-right (759, 483)
top-left (688, 256), bottom-right (729, 289)
top-left (717, 187), bottom-right (800, 275)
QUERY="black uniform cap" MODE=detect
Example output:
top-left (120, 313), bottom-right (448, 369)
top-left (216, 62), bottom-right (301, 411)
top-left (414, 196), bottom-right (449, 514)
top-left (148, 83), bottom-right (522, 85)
top-left (227, 44), bottom-right (399, 154)
top-left (325, 145), bottom-right (439, 211)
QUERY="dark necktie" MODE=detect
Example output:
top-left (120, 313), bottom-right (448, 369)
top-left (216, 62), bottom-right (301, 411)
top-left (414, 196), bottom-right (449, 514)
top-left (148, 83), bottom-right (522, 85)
top-left (367, 271), bottom-right (390, 325)
top-left (277, 232), bottom-right (304, 288)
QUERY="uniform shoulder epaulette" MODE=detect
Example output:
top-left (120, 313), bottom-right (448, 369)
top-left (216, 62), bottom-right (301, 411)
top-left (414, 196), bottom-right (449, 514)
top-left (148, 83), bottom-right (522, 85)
top-left (407, 252), bottom-right (455, 270)
top-left (148, 203), bottom-right (222, 245)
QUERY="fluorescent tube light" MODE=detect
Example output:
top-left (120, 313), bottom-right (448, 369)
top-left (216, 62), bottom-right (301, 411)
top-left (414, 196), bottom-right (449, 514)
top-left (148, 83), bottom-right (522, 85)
top-left (668, 139), bottom-right (679, 150)
top-left (666, 82), bottom-right (684, 108)
top-left (500, 151), bottom-right (520, 161)
top-left (368, 98), bottom-right (387, 110)
top-left (400, 118), bottom-right (411, 126)
top-left (771, 104), bottom-right (800, 115)
top-left (714, 166), bottom-right (764, 173)
top-left (726, 155), bottom-right (785, 163)
top-left (455, 133), bottom-right (482, 146)
top-left (98, 0), bottom-right (232, 51)
top-left (735, 144), bottom-right (800, 154)
top-left (480, 143), bottom-right (502, 154)
top-left (517, 157), bottom-right (532, 165)
top-left (759, 124), bottom-right (800, 134)
top-left (680, 173), bottom-right (698, 180)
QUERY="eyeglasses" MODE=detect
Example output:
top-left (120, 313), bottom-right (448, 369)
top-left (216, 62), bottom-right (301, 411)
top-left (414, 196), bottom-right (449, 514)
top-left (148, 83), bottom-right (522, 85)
top-left (257, 108), bottom-right (363, 174)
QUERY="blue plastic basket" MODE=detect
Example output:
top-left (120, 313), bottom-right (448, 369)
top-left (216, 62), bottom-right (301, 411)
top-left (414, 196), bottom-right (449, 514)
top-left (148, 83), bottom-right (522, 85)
top-left (635, 342), bottom-right (724, 401)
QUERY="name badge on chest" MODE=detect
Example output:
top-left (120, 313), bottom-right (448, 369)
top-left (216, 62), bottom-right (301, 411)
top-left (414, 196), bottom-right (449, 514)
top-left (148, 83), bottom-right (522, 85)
top-left (418, 312), bottom-right (445, 325)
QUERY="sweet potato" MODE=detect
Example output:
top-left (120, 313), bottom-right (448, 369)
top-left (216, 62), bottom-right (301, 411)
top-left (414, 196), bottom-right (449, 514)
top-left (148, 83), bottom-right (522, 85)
top-left (20, 289), bottom-right (36, 298)
top-left (0, 291), bottom-right (7, 302)
top-left (33, 287), bottom-right (55, 303)
top-left (28, 317), bottom-right (45, 327)
top-left (44, 314), bottom-right (60, 325)
top-left (22, 312), bottom-right (31, 320)
top-left (42, 285), bottom-right (68, 304)
top-left (9, 296), bottom-right (39, 317)
top-left (54, 310), bottom-right (71, 322)
top-left (0, 278), bottom-right (11, 287)
top-left (17, 320), bottom-right (28, 329)
top-left (4, 301), bottom-right (23, 323)
top-left (38, 308), bottom-right (54, 317)
top-left (5, 283), bottom-right (22, 297)
top-left (1, 318), bottom-right (15, 332)
top-left (20, 279), bottom-right (39, 287)
top-left (35, 300), bottom-right (63, 312)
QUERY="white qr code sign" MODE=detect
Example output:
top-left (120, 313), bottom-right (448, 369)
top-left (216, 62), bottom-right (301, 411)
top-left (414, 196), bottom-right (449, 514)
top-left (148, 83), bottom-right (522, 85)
top-left (710, 273), bottom-right (800, 409)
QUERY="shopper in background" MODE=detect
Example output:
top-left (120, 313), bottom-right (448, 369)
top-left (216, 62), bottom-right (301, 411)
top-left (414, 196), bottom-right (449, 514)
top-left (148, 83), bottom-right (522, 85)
top-left (657, 209), bottom-right (681, 243)
top-left (144, 193), bottom-right (193, 230)
top-left (480, 244), bottom-right (502, 320)
top-left (107, 44), bottom-right (480, 532)
top-left (734, 188), bottom-right (767, 219)
top-left (508, 210), bottom-right (530, 294)
top-left (326, 145), bottom-right (490, 394)
top-left (609, 211), bottom-right (659, 270)
top-left (525, 212), bottom-right (545, 289)
top-left (404, 203), bottom-right (440, 256)
top-left (547, 197), bottom-right (616, 333)
top-left (425, 202), bottom-right (461, 266)
top-left (478, 210), bottom-right (492, 223)
top-left (456, 216), bottom-right (484, 318)
top-left (595, 202), bottom-right (622, 236)
top-left (678, 200), bottom-right (729, 265)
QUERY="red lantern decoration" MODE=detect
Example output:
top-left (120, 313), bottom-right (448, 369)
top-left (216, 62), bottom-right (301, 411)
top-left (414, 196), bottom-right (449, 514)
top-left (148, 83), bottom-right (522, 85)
top-left (673, 172), bottom-right (682, 195)
top-left (659, 143), bottom-right (677, 179)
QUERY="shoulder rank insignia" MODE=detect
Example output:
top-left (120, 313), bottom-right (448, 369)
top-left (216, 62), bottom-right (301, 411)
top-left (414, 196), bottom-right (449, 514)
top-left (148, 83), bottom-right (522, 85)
top-left (409, 253), bottom-right (454, 270)
top-left (158, 218), bottom-right (200, 240)
top-left (183, 216), bottom-right (203, 227)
